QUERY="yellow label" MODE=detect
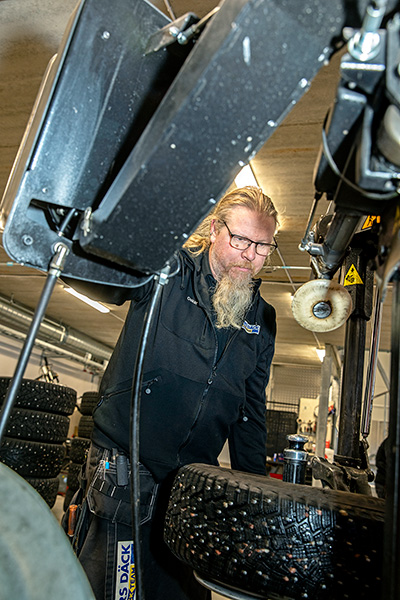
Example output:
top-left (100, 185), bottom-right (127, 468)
top-left (344, 264), bottom-right (363, 286)
top-left (361, 215), bottom-right (380, 230)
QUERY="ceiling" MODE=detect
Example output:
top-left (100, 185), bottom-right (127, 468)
top-left (0, 0), bottom-right (393, 371)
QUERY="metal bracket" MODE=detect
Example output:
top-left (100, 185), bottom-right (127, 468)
top-left (144, 12), bottom-right (199, 54)
top-left (194, 572), bottom-right (276, 600)
top-left (144, 8), bottom-right (220, 54)
top-left (311, 454), bottom-right (373, 494)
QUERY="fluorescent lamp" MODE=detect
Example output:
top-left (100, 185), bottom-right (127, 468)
top-left (234, 164), bottom-right (258, 188)
top-left (64, 287), bottom-right (110, 313)
top-left (315, 348), bottom-right (326, 362)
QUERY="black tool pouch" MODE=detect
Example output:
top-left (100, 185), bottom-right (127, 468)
top-left (61, 460), bottom-right (93, 555)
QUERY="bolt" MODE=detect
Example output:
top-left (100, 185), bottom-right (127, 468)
top-left (312, 301), bottom-right (332, 319)
top-left (22, 235), bottom-right (33, 246)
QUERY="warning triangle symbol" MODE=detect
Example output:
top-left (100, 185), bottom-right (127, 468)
top-left (344, 264), bottom-right (363, 286)
top-left (362, 215), bottom-right (380, 230)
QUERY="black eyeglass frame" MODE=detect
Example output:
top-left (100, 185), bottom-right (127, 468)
top-left (221, 220), bottom-right (278, 256)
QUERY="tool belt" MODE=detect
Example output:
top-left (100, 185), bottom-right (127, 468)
top-left (63, 443), bottom-right (159, 554)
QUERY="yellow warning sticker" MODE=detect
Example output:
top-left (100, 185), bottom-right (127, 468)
top-left (361, 215), bottom-right (380, 230)
top-left (344, 264), bottom-right (363, 286)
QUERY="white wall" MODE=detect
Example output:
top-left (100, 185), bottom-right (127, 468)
top-left (367, 350), bottom-right (390, 463)
top-left (0, 330), bottom-right (392, 456)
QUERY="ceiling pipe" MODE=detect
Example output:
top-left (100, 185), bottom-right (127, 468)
top-left (0, 294), bottom-right (112, 364)
top-left (0, 323), bottom-right (109, 373)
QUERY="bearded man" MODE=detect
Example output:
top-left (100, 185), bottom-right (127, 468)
top-left (70, 186), bottom-right (279, 600)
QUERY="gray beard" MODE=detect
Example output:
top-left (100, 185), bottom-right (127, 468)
top-left (212, 273), bottom-right (254, 329)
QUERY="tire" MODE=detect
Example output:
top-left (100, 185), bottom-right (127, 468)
top-left (69, 437), bottom-right (91, 464)
top-left (4, 408), bottom-right (69, 443)
top-left (0, 378), bottom-right (76, 415)
top-left (79, 391), bottom-right (99, 415)
top-left (164, 464), bottom-right (385, 600)
top-left (78, 415), bottom-right (94, 439)
top-left (67, 461), bottom-right (83, 491)
top-left (0, 438), bottom-right (66, 478)
top-left (26, 476), bottom-right (59, 508)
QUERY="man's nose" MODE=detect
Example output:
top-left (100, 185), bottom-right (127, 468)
top-left (241, 243), bottom-right (257, 261)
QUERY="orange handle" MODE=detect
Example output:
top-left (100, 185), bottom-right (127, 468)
top-left (67, 504), bottom-right (78, 536)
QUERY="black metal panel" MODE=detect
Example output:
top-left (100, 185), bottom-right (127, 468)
top-left (80, 0), bottom-right (349, 273)
top-left (1, 0), bottom-right (189, 285)
top-left (1, 0), bottom-right (365, 283)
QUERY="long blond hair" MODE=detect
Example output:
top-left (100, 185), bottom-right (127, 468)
top-left (184, 186), bottom-right (279, 255)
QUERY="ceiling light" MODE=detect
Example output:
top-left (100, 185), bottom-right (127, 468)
top-left (315, 347), bottom-right (326, 362)
top-left (234, 164), bottom-right (258, 188)
top-left (64, 287), bottom-right (110, 313)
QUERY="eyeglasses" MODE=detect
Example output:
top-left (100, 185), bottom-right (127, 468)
top-left (222, 221), bottom-right (278, 256)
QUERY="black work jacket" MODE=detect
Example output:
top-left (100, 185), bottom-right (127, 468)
top-left (92, 249), bottom-right (276, 482)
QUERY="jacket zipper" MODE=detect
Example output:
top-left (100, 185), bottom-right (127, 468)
top-left (97, 385), bottom-right (132, 407)
top-left (177, 312), bottom-right (219, 456)
top-left (142, 376), bottom-right (161, 395)
top-left (177, 279), bottom-right (257, 457)
top-left (98, 377), bottom-right (161, 406)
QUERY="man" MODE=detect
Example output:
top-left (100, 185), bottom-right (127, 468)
top-left (71, 186), bottom-right (278, 600)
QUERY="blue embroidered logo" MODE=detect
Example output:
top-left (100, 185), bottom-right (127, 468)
top-left (242, 320), bottom-right (260, 335)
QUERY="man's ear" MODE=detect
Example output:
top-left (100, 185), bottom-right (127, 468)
top-left (210, 219), bottom-right (217, 243)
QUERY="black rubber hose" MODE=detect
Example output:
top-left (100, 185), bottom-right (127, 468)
top-left (129, 263), bottom-right (172, 600)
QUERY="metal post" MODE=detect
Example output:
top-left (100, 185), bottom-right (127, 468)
top-left (0, 242), bottom-right (69, 444)
top-left (336, 318), bottom-right (367, 459)
top-left (336, 245), bottom-right (374, 461)
top-left (315, 344), bottom-right (333, 459)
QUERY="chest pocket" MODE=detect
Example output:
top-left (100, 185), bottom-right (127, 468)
top-left (160, 292), bottom-right (214, 350)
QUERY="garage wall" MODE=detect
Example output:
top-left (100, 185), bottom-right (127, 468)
top-left (0, 332), bottom-right (102, 436)
top-left (267, 352), bottom-right (390, 467)
top-left (0, 330), bottom-right (391, 465)
top-left (0, 332), bottom-right (101, 393)
top-left (366, 350), bottom-right (390, 463)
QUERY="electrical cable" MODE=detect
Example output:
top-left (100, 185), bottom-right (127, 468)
top-left (129, 260), bottom-right (176, 600)
top-left (163, 0), bottom-right (176, 20)
top-left (361, 286), bottom-right (383, 437)
top-left (321, 112), bottom-right (400, 201)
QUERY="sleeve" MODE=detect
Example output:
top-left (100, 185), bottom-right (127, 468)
top-left (61, 275), bottom-right (154, 306)
top-left (228, 304), bottom-right (276, 475)
top-left (61, 250), bottom-right (183, 305)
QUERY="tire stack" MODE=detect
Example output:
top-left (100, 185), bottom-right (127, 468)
top-left (63, 390), bottom-right (99, 510)
top-left (0, 378), bottom-right (77, 508)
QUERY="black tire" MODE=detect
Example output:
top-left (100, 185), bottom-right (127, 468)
top-left (4, 408), bottom-right (69, 443)
top-left (164, 464), bottom-right (385, 600)
top-left (79, 391), bottom-right (99, 415)
top-left (0, 378), bottom-right (76, 415)
top-left (26, 476), bottom-right (59, 508)
top-left (69, 437), bottom-right (91, 464)
top-left (0, 437), bottom-right (66, 478)
top-left (78, 415), bottom-right (94, 439)
top-left (67, 461), bottom-right (83, 491)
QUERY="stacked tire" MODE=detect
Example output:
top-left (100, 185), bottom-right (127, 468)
top-left (63, 390), bottom-right (98, 510)
top-left (0, 378), bottom-right (77, 508)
